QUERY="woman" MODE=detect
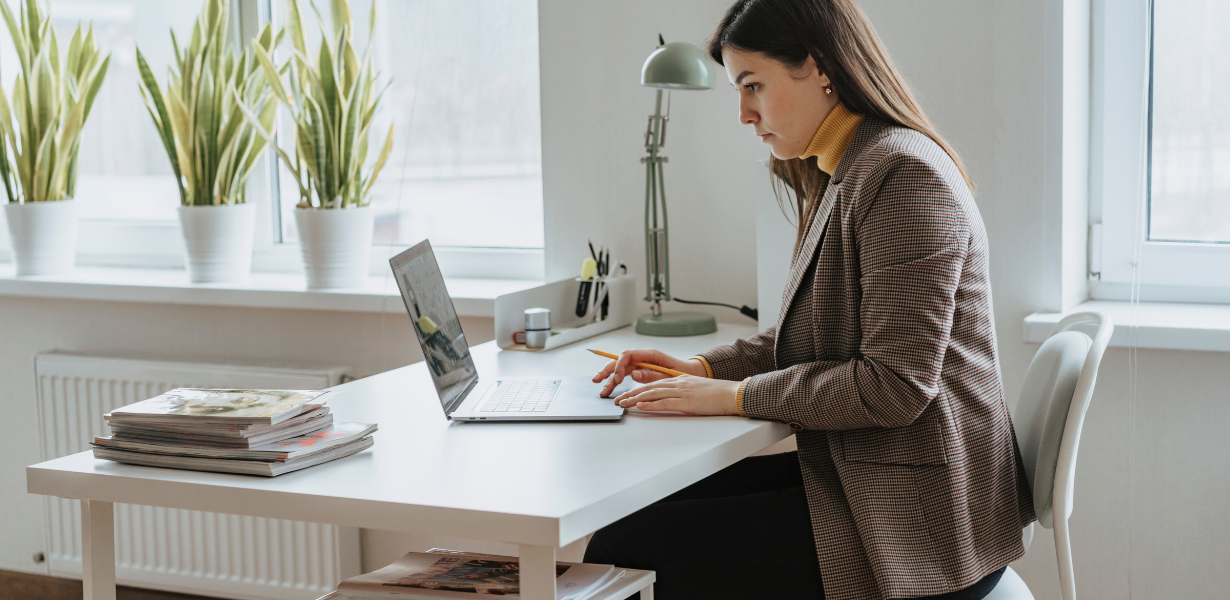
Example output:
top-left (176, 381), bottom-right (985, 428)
top-left (584, 0), bottom-right (1035, 599)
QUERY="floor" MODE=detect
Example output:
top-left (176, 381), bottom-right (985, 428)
top-left (0, 570), bottom-right (220, 600)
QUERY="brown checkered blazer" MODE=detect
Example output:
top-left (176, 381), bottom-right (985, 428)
top-left (700, 119), bottom-right (1035, 599)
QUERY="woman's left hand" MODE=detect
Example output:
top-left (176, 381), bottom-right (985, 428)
top-left (613, 375), bottom-right (742, 415)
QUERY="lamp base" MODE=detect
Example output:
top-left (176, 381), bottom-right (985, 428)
top-left (635, 311), bottom-right (718, 337)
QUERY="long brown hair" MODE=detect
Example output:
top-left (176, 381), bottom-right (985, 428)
top-left (708, 0), bottom-right (975, 250)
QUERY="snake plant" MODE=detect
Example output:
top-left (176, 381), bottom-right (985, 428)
top-left (0, 0), bottom-right (110, 203)
top-left (136, 0), bottom-right (281, 206)
top-left (239, 0), bottom-right (394, 209)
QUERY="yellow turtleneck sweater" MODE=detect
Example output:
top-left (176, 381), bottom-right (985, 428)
top-left (800, 102), bottom-right (864, 175)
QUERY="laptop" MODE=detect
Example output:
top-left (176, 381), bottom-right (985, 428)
top-left (390, 240), bottom-right (626, 422)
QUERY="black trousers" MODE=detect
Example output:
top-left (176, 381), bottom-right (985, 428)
top-left (583, 452), bottom-right (1004, 600)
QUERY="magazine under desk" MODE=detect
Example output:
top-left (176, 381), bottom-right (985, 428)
top-left (27, 323), bottom-right (791, 600)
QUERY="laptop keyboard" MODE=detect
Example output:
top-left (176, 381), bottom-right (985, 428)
top-left (479, 379), bottom-right (563, 412)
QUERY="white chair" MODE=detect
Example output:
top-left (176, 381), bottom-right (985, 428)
top-left (984, 311), bottom-right (1113, 600)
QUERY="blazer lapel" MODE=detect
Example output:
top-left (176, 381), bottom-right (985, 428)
top-left (773, 118), bottom-right (891, 343)
top-left (776, 187), bottom-right (837, 331)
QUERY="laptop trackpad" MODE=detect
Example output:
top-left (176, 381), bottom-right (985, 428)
top-left (556, 375), bottom-right (640, 402)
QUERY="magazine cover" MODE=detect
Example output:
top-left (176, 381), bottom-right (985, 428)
top-left (384, 557), bottom-right (568, 595)
top-left (109, 417), bottom-right (334, 449)
top-left (337, 551), bottom-right (617, 599)
top-left (92, 436), bottom-right (374, 477)
top-left (108, 407), bottom-right (332, 437)
top-left (110, 389), bottom-right (331, 423)
top-left (95, 423), bottom-right (376, 461)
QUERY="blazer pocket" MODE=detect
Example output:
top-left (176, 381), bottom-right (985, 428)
top-left (842, 419), bottom-right (949, 465)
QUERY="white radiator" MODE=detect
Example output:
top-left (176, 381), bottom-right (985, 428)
top-left (34, 351), bottom-right (361, 600)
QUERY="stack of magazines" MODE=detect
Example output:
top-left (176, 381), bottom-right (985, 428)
top-left (92, 388), bottom-right (376, 477)
top-left (318, 549), bottom-right (626, 599)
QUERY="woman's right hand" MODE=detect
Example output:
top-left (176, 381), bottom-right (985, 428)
top-left (593, 349), bottom-right (709, 398)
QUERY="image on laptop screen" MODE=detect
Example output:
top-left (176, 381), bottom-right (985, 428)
top-left (390, 241), bottom-right (478, 414)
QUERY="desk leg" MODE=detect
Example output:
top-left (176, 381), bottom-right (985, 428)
top-left (519, 544), bottom-right (556, 600)
top-left (642, 583), bottom-right (654, 600)
top-left (80, 500), bottom-right (116, 600)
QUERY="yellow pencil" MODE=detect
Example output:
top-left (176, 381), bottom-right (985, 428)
top-left (587, 349), bottom-right (687, 378)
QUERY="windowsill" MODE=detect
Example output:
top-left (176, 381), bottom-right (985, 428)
top-left (1025, 300), bottom-right (1230, 353)
top-left (0, 264), bottom-right (541, 318)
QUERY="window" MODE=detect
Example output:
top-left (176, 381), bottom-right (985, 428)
top-left (0, 0), bottom-right (544, 278)
top-left (1093, 0), bottom-right (1230, 301)
top-left (273, 0), bottom-right (544, 251)
top-left (1147, 0), bottom-right (1230, 244)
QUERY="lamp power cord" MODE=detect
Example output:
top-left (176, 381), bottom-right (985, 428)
top-left (671, 297), bottom-right (758, 322)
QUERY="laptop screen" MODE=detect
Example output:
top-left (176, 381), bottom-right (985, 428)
top-left (390, 241), bottom-right (478, 415)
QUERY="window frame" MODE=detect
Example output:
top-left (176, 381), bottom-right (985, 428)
top-left (0, 0), bottom-right (545, 282)
top-left (1092, 0), bottom-right (1230, 303)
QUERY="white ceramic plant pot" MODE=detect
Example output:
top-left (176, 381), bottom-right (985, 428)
top-left (295, 206), bottom-right (374, 290)
top-left (178, 203), bottom-right (257, 284)
top-left (5, 200), bottom-right (78, 276)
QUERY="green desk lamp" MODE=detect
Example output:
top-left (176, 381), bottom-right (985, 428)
top-left (636, 38), bottom-right (719, 336)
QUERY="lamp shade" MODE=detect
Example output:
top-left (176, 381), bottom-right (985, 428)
top-left (640, 42), bottom-right (716, 90)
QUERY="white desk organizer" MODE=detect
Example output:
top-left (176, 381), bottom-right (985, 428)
top-left (495, 274), bottom-right (636, 351)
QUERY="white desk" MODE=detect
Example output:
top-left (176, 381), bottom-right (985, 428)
top-left (27, 324), bottom-right (791, 600)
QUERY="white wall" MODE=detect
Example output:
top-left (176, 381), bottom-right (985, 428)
top-left (539, 0), bottom-right (1230, 598)
top-left (539, 0), bottom-right (766, 325)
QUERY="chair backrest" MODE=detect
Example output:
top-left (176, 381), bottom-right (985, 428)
top-left (1015, 330), bottom-right (1089, 527)
top-left (1014, 311), bottom-right (1113, 528)
top-left (1013, 311), bottom-right (1112, 600)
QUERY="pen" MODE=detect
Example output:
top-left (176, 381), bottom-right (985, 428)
top-left (599, 250), bottom-right (612, 320)
top-left (587, 349), bottom-right (687, 378)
